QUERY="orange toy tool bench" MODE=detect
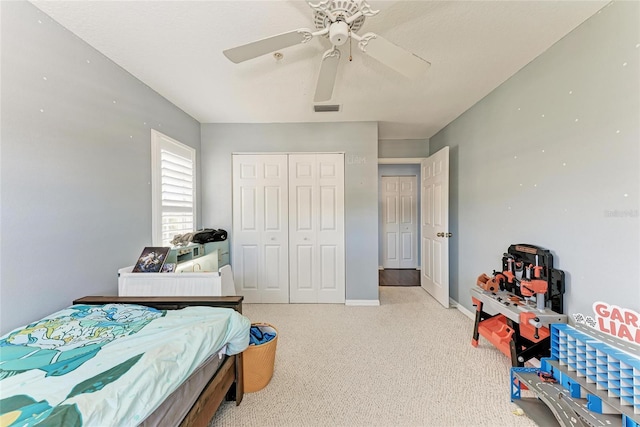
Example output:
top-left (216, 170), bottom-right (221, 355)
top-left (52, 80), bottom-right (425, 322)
top-left (471, 244), bottom-right (567, 367)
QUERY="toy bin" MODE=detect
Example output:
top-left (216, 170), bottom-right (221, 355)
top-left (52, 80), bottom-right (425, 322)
top-left (243, 323), bottom-right (278, 393)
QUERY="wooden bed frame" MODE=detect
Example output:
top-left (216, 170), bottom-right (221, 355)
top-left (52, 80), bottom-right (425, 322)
top-left (73, 295), bottom-right (245, 427)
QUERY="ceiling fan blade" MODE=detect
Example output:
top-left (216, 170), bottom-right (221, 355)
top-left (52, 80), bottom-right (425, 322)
top-left (314, 48), bottom-right (341, 102)
top-left (223, 29), bottom-right (313, 63)
top-left (356, 32), bottom-right (430, 79)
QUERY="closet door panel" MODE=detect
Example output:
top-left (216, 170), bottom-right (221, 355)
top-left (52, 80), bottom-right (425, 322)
top-left (317, 154), bottom-right (345, 303)
top-left (381, 177), bottom-right (400, 268)
top-left (261, 157), bottom-right (289, 303)
top-left (319, 159), bottom-right (337, 178)
top-left (233, 154), bottom-right (289, 303)
top-left (288, 154), bottom-right (315, 303)
top-left (296, 245), bottom-right (314, 289)
top-left (386, 233), bottom-right (398, 260)
top-left (320, 186), bottom-right (337, 230)
top-left (239, 163), bottom-right (257, 179)
top-left (398, 176), bottom-right (418, 268)
top-left (290, 153), bottom-right (344, 303)
top-left (320, 245), bottom-right (338, 290)
top-left (295, 161), bottom-right (313, 178)
top-left (240, 187), bottom-right (257, 231)
top-left (262, 244), bottom-right (286, 302)
top-left (240, 245), bottom-right (259, 290)
top-left (295, 186), bottom-right (314, 231)
top-left (264, 186), bottom-right (283, 231)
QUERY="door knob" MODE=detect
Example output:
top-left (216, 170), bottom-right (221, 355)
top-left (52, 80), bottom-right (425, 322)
top-left (446, 232), bottom-right (453, 238)
top-left (436, 232), bottom-right (444, 237)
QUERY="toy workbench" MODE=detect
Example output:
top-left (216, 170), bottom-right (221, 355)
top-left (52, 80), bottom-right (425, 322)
top-left (471, 244), bottom-right (567, 366)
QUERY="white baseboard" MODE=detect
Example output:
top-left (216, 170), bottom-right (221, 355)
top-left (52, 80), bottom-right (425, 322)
top-left (451, 300), bottom-right (475, 320)
top-left (378, 266), bottom-right (384, 270)
top-left (346, 299), bottom-right (380, 306)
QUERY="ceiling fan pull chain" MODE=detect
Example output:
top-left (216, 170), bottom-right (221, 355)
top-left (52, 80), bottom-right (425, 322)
top-left (349, 27), bottom-right (353, 61)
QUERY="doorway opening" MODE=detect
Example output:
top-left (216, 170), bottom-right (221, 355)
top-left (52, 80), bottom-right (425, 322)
top-left (378, 150), bottom-right (451, 307)
top-left (378, 160), bottom-right (422, 287)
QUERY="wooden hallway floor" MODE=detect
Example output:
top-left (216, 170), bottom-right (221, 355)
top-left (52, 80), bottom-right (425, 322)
top-left (378, 269), bottom-right (420, 287)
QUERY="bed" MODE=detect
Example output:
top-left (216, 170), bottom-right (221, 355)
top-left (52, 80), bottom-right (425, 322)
top-left (0, 295), bottom-right (249, 427)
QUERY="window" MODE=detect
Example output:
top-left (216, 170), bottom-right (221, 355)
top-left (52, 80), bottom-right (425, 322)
top-left (151, 130), bottom-right (196, 246)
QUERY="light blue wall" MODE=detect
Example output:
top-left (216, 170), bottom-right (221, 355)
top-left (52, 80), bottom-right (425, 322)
top-left (378, 164), bottom-right (422, 267)
top-left (200, 122), bottom-right (379, 302)
top-left (430, 1), bottom-right (639, 314)
top-left (0, 2), bottom-right (201, 333)
top-left (379, 139), bottom-right (429, 158)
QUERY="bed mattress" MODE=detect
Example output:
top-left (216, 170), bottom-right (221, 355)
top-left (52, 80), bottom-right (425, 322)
top-left (141, 351), bottom-right (226, 427)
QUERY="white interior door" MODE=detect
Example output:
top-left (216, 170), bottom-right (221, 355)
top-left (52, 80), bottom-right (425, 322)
top-left (381, 177), bottom-right (400, 269)
top-left (232, 154), bottom-right (289, 303)
top-left (382, 176), bottom-right (417, 269)
top-left (289, 153), bottom-right (345, 303)
top-left (420, 147), bottom-right (450, 307)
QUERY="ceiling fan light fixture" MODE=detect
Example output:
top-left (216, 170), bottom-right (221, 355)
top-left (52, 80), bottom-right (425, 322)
top-left (329, 21), bottom-right (349, 46)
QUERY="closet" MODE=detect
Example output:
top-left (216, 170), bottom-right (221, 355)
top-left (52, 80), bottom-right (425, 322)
top-left (380, 176), bottom-right (418, 269)
top-left (232, 153), bottom-right (345, 303)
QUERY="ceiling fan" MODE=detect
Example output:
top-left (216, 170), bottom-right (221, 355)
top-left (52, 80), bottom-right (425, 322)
top-left (223, 0), bottom-right (431, 102)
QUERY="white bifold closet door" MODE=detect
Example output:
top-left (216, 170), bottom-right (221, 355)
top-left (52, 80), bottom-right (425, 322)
top-left (232, 154), bottom-right (289, 303)
top-left (381, 176), bottom-right (418, 269)
top-left (288, 154), bottom-right (345, 303)
top-left (232, 153), bottom-right (345, 304)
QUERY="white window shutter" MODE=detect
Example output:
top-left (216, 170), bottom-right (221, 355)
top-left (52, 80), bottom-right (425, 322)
top-left (151, 130), bottom-right (196, 246)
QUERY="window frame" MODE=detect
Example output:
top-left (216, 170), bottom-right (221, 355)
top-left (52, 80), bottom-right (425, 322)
top-left (151, 129), bottom-right (197, 247)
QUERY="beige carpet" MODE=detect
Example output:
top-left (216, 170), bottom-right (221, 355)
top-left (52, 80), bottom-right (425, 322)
top-left (210, 287), bottom-right (537, 427)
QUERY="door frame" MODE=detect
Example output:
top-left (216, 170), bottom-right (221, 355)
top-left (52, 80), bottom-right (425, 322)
top-left (378, 156), bottom-right (451, 307)
top-left (378, 158), bottom-right (424, 272)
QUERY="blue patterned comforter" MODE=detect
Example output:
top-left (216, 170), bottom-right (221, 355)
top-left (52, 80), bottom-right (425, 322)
top-left (0, 303), bottom-right (250, 426)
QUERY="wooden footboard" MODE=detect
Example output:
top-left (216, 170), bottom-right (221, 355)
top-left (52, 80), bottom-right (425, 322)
top-left (179, 353), bottom-right (243, 427)
top-left (73, 295), bottom-right (243, 313)
top-left (72, 296), bottom-right (245, 426)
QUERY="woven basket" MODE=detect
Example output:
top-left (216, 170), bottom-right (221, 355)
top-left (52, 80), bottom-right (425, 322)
top-left (243, 323), bottom-right (278, 393)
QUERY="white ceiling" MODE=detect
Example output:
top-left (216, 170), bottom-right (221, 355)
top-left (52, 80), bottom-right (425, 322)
top-left (30, 0), bottom-right (608, 140)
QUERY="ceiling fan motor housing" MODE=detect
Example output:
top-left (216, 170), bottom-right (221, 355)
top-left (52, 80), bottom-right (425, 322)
top-left (313, 0), bottom-right (366, 33)
top-left (329, 21), bottom-right (349, 46)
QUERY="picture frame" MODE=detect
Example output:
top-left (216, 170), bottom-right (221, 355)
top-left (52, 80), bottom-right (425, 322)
top-left (132, 247), bottom-right (170, 273)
